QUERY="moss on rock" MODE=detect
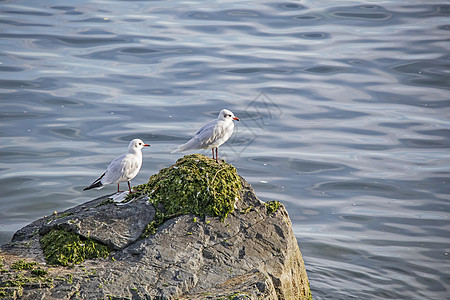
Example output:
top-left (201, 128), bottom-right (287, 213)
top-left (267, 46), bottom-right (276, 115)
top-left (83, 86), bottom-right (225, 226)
top-left (40, 229), bottom-right (110, 266)
top-left (128, 154), bottom-right (242, 222)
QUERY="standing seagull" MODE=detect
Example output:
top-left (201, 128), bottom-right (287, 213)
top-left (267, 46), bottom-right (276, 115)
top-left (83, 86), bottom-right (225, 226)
top-left (172, 109), bottom-right (239, 162)
top-left (84, 139), bottom-right (150, 193)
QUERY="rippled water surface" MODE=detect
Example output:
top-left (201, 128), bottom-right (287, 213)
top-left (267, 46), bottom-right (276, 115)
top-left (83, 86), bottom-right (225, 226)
top-left (1, 0), bottom-right (449, 298)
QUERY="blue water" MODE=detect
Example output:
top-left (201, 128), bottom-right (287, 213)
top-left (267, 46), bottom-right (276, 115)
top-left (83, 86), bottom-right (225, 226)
top-left (1, 0), bottom-right (449, 298)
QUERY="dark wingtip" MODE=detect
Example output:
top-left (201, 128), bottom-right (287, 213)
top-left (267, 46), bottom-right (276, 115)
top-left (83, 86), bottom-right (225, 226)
top-left (83, 180), bottom-right (103, 191)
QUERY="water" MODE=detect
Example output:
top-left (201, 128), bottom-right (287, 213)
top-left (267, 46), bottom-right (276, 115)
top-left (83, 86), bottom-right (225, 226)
top-left (1, 0), bottom-right (449, 298)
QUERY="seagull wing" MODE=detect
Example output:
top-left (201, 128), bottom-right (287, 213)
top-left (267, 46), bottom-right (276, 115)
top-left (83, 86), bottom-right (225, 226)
top-left (194, 119), bottom-right (227, 148)
top-left (121, 153), bottom-right (141, 181)
top-left (101, 153), bottom-right (129, 185)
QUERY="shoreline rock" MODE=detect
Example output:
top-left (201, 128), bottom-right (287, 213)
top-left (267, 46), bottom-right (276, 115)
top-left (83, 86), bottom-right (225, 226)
top-left (0, 155), bottom-right (312, 299)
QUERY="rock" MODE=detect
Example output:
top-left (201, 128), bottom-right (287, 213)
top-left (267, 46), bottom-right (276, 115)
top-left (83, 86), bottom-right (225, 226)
top-left (0, 155), bottom-right (312, 299)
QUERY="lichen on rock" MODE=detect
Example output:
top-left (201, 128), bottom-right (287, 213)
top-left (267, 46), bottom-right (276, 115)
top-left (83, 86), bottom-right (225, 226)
top-left (127, 154), bottom-right (242, 221)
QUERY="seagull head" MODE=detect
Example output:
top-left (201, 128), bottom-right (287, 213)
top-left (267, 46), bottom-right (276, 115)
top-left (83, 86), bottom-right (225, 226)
top-left (129, 139), bottom-right (150, 152)
top-left (219, 109), bottom-right (240, 121)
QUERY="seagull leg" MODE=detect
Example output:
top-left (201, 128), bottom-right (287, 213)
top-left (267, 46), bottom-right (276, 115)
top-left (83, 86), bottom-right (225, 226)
top-left (117, 183), bottom-right (120, 193)
top-left (212, 148), bottom-right (215, 160)
top-left (128, 182), bottom-right (132, 193)
top-left (215, 148), bottom-right (219, 163)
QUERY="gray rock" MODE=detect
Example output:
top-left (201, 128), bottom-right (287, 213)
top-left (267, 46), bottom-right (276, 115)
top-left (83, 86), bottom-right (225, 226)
top-left (0, 178), bottom-right (312, 299)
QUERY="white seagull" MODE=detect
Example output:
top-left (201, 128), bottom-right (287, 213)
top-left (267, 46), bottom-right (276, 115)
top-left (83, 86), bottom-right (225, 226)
top-left (84, 139), bottom-right (150, 193)
top-left (172, 109), bottom-right (239, 162)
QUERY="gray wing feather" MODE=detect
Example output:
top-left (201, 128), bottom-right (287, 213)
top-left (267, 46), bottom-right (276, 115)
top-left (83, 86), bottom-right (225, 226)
top-left (176, 119), bottom-right (225, 151)
top-left (173, 120), bottom-right (213, 152)
top-left (195, 119), bottom-right (226, 147)
top-left (102, 154), bottom-right (128, 185)
top-left (172, 118), bottom-right (234, 153)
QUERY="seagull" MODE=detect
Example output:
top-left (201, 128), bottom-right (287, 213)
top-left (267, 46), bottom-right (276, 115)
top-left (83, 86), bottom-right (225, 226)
top-left (172, 109), bottom-right (239, 162)
top-left (84, 139), bottom-right (150, 193)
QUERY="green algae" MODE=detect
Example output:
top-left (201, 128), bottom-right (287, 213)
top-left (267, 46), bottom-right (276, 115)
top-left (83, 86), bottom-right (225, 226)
top-left (265, 201), bottom-right (281, 215)
top-left (40, 229), bottom-right (110, 266)
top-left (30, 268), bottom-right (48, 277)
top-left (10, 260), bottom-right (37, 271)
top-left (0, 257), bottom-right (53, 298)
top-left (95, 198), bottom-right (114, 207)
top-left (240, 206), bottom-right (253, 214)
top-left (128, 154), bottom-right (242, 226)
top-left (141, 221), bottom-right (158, 238)
top-left (52, 212), bottom-right (73, 220)
top-left (216, 292), bottom-right (251, 300)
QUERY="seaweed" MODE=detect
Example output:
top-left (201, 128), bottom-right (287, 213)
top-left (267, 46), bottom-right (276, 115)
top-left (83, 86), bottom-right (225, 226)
top-left (40, 229), bottom-right (110, 266)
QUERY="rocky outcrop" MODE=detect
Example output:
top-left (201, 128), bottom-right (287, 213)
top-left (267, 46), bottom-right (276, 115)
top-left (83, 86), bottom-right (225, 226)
top-left (0, 155), bottom-right (312, 299)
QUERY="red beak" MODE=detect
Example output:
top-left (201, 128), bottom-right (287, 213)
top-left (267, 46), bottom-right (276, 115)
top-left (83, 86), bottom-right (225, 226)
top-left (233, 116), bottom-right (240, 121)
top-left (144, 144), bottom-right (150, 147)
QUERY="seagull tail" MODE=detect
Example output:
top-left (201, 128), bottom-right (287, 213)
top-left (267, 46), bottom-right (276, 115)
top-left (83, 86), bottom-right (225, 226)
top-left (83, 173), bottom-right (105, 191)
top-left (171, 139), bottom-right (198, 154)
top-left (171, 147), bottom-right (182, 154)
